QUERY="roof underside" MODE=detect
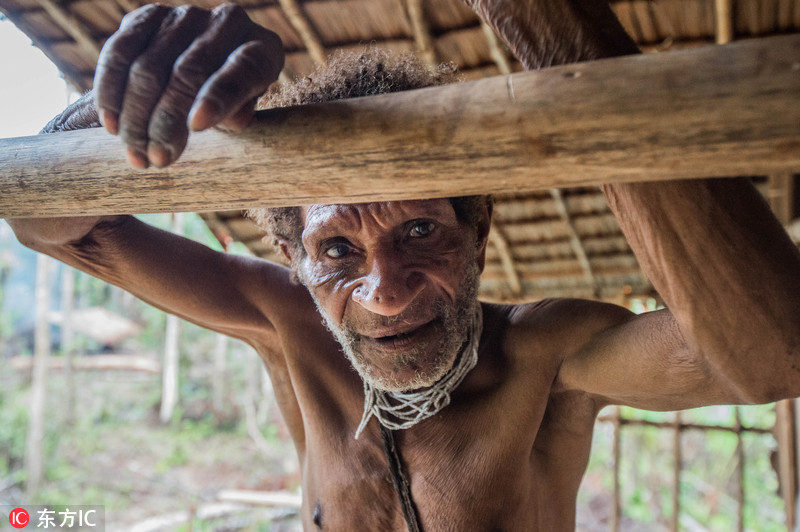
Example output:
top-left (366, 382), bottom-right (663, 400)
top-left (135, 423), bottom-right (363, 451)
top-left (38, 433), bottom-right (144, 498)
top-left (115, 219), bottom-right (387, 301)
top-left (1, 0), bottom-right (798, 303)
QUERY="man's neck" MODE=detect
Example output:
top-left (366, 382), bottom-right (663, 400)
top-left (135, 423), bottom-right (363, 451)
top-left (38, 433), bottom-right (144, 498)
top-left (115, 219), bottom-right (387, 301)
top-left (355, 303), bottom-right (483, 438)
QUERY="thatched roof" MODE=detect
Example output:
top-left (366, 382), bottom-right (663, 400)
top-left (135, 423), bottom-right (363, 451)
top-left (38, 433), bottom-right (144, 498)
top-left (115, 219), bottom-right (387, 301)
top-left (1, 0), bottom-right (797, 303)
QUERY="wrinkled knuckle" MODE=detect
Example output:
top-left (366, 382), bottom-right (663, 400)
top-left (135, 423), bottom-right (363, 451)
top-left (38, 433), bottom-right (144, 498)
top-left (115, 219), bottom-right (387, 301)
top-left (172, 4), bottom-right (195, 18)
top-left (214, 2), bottom-right (246, 21)
top-left (237, 41), bottom-right (282, 79)
top-left (148, 108), bottom-right (187, 145)
top-left (172, 56), bottom-right (207, 95)
top-left (128, 57), bottom-right (167, 96)
top-left (96, 48), bottom-right (130, 80)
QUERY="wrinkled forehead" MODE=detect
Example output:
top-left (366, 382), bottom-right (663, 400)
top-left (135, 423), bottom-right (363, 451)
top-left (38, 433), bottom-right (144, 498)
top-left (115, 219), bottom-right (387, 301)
top-left (300, 199), bottom-right (457, 236)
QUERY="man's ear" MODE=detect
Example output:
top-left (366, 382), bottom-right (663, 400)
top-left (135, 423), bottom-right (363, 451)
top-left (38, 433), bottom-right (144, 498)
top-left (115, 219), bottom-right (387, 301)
top-left (277, 239), bottom-right (294, 264)
top-left (476, 200), bottom-right (493, 273)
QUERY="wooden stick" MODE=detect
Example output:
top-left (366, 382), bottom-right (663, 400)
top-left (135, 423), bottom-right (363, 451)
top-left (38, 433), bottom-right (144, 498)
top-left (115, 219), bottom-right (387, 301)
top-left (775, 400), bottom-right (798, 529)
top-left (671, 411), bottom-right (682, 532)
top-left (596, 415), bottom-right (773, 435)
top-left (549, 189), bottom-right (598, 297)
top-left (278, 0), bottom-right (327, 66)
top-left (9, 354), bottom-right (161, 373)
top-left (487, 227), bottom-right (522, 296)
top-left (406, 0), bottom-right (438, 66)
top-left (217, 489), bottom-right (302, 508)
top-left (715, 0), bottom-right (735, 45)
top-left (1, 35), bottom-right (798, 218)
top-left (481, 20), bottom-right (513, 75)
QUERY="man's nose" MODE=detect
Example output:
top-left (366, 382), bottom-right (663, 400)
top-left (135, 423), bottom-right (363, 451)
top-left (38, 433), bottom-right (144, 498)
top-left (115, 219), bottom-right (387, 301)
top-left (352, 253), bottom-right (425, 316)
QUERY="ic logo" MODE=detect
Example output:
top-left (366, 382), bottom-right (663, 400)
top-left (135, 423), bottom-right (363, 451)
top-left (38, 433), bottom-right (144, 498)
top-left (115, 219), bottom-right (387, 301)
top-left (9, 508), bottom-right (29, 528)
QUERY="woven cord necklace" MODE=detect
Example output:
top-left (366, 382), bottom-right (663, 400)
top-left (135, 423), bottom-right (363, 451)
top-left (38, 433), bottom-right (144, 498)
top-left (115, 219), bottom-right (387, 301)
top-left (355, 305), bottom-right (483, 439)
top-left (360, 305), bottom-right (483, 532)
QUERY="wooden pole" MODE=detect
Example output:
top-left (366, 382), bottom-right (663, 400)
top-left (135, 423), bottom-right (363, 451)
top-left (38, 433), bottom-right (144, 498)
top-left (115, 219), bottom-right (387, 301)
top-left (159, 213), bottom-right (183, 424)
top-left (60, 265), bottom-right (76, 425)
top-left (0, 35), bottom-right (798, 218)
top-left (25, 253), bottom-right (51, 497)
top-left (672, 411), bottom-right (682, 532)
top-left (715, 0), bottom-right (735, 45)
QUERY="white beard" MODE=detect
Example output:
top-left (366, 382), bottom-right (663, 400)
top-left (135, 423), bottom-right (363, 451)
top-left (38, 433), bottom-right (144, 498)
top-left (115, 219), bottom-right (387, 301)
top-left (303, 262), bottom-right (481, 393)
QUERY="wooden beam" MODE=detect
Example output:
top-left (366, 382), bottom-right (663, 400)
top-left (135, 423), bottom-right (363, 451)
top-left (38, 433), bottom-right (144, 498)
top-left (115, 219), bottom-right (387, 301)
top-left (0, 35), bottom-right (799, 218)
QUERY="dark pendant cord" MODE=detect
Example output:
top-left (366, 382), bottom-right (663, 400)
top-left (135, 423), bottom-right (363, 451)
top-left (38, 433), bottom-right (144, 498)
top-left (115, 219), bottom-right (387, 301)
top-left (380, 424), bottom-right (422, 532)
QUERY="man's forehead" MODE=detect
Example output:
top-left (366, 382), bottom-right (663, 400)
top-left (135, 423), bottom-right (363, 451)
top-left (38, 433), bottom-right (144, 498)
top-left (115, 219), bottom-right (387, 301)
top-left (300, 199), bottom-right (457, 231)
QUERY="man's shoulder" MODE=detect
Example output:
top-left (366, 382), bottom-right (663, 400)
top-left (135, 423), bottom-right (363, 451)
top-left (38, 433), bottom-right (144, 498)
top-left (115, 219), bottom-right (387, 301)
top-left (503, 297), bottom-right (632, 328)
top-left (490, 298), bottom-right (634, 358)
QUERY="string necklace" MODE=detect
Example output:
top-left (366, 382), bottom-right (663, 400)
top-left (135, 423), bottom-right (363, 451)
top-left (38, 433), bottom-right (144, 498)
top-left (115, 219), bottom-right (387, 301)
top-left (355, 304), bottom-right (482, 439)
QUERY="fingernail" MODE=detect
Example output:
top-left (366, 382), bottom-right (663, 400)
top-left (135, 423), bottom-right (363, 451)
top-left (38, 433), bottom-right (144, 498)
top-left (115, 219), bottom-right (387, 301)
top-left (126, 147), bottom-right (149, 170)
top-left (102, 109), bottom-right (119, 135)
top-left (189, 100), bottom-right (219, 132)
top-left (147, 142), bottom-right (172, 168)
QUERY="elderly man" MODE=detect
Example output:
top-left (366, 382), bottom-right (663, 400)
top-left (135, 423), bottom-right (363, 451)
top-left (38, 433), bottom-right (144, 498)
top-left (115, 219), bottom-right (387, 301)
top-left (9, 0), bottom-right (800, 530)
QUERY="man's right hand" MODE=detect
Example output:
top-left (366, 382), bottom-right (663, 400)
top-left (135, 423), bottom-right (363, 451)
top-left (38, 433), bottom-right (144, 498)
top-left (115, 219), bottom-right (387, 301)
top-left (94, 3), bottom-right (284, 169)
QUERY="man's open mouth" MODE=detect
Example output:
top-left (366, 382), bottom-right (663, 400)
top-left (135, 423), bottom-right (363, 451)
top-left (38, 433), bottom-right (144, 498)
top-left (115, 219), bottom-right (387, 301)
top-left (369, 319), bottom-right (439, 349)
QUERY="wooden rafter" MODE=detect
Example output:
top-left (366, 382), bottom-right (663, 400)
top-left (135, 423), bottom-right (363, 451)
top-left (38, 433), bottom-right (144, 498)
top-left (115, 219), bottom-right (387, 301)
top-left (0, 36), bottom-right (798, 217)
top-left (767, 173), bottom-right (795, 225)
top-left (480, 20), bottom-right (513, 75)
top-left (549, 189), bottom-right (599, 296)
top-left (277, 0), bottom-right (327, 67)
top-left (0, 9), bottom-right (87, 91)
top-left (405, 0), bottom-right (438, 66)
top-left (715, 0), bottom-right (735, 44)
top-left (32, 0), bottom-right (100, 64)
top-left (488, 226), bottom-right (522, 297)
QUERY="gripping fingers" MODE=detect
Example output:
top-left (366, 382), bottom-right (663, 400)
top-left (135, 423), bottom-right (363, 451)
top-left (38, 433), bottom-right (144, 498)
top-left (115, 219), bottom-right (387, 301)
top-left (94, 4), bottom-right (171, 135)
top-left (117, 6), bottom-right (214, 167)
top-left (145, 4), bottom-right (264, 166)
top-left (96, 2), bottom-right (284, 168)
top-left (189, 35), bottom-right (284, 133)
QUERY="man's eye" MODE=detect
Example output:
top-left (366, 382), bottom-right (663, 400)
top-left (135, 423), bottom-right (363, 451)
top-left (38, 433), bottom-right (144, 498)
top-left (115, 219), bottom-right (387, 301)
top-left (409, 221), bottom-right (435, 238)
top-left (325, 243), bottom-right (350, 259)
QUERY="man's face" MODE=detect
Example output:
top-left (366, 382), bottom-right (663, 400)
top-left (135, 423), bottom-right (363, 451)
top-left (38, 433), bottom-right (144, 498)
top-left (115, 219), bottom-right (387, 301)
top-left (296, 199), bottom-right (486, 392)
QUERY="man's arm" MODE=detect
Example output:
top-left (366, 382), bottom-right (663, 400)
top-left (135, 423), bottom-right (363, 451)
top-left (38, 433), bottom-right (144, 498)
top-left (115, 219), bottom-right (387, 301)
top-left (9, 215), bottom-right (306, 346)
top-left (8, 4), bottom-right (305, 348)
top-left (471, 0), bottom-right (800, 407)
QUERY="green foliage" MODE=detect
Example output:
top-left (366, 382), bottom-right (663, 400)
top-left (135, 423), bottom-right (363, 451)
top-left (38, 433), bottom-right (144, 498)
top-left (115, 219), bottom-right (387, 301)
top-left (156, 442), bottom-right (189, 473)
top-left (581, 405), bottom-right (787, 531)
top-left (0, 389), bottom-right (28, 481)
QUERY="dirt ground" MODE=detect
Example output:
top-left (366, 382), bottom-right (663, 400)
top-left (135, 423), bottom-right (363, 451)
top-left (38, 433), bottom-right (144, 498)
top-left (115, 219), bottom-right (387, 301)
top-left (1, 364), bottom-right (304, 532)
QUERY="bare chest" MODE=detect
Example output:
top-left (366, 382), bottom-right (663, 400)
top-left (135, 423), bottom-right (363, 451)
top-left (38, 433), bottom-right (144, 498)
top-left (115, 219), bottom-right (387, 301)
top-left (300, 425), bottom-right (538, 531)
top-left (296, 388), bottom-right (596, 531)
